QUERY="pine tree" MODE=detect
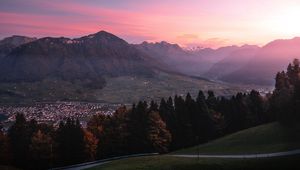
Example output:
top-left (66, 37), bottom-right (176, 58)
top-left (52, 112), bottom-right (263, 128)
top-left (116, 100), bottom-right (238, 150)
top-left (159, 97), bottom-right (179, 150)
top-left (271, 59), bottom-right (300, 124)
top-left (149, 100), bottom-right (158, 111)
top-left (8, 113), bottom-right (36, 169)
top-left (207, 90), bottom-right (218, 109)
top-left (126, 102), bottom-right (151, 153)
top-left (174, 95), bottom-right (194, 148)
top-left (55, 118), bottom-right (86, 166)
top-left (194, 90), bottom-right (216, 143)
top-left (248, 90), bottom-right (266, 126)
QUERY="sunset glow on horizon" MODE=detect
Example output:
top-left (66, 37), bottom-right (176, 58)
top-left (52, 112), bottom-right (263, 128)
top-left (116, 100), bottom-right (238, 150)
top-left (1, 0), bottom-right (300, 48)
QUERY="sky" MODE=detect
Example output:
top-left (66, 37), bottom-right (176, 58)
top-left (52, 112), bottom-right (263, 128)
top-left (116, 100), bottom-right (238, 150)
top-left (1, 0), bottom-right (300, 48)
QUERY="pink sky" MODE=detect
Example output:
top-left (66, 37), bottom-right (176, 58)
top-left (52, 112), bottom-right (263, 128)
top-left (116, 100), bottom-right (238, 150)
top-left (1, 0), bottom-right (300, 48)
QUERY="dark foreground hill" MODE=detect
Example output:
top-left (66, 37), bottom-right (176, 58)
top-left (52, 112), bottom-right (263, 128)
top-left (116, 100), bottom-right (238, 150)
top-left (87, 122), bottom-right (300, 170)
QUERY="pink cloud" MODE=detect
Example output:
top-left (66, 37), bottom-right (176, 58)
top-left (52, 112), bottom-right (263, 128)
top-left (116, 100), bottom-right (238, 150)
top-left (3, 0), bottom-right (300, 47)
top-left (0, 1), bottom-right (221, 46)
top-left (0, 1), bottom-right (155, 40)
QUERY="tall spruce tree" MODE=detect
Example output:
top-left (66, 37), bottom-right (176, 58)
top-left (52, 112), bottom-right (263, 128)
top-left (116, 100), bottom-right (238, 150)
top-left (8, 113), bottom-right (37, 169)
top-left (55, 118), bottom-right (86, 166)
top-left (271, 59), bottom-right (300, 123)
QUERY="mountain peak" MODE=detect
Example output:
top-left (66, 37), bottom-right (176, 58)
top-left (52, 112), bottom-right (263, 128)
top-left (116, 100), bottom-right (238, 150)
top-left (78, 30), bottom-right (125, 44)
top-left (92, 30), bottom-right (115, 37)
top-left (240, 44), bottom-right (260, 49)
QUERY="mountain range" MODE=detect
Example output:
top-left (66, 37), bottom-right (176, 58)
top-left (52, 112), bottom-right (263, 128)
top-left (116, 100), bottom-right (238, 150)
top-left (136, 38), bottom-right (300, 85)
top-left (0, 31), bottom-right (237, 103)
top-left (0, 30), bottom-right (298, 103)
top-left (221, 38), bottom-right (300, 85)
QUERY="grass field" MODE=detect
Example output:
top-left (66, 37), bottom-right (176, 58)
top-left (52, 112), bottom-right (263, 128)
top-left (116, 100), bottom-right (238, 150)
top-left (87, 155), bottom-right (300, 170)
top-left (87, 122), bottom-right (300, 170)
top-left (175, 122), bottom-right (300, 155)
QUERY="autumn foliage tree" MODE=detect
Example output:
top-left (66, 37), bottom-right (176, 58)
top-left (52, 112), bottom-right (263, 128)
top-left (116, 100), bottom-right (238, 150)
top-left (146, 111), bottom-right (171, 153)
top-left (29, 130), bottom-right (53, 170)
top-left (83, 129), bottom-right (98, 161)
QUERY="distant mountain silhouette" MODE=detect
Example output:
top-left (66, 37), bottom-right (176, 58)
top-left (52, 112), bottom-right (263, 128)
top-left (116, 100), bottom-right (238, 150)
top-left (221, 37), bottom-right (300, 85)
top-left (135, 42), bottom-right (244, 76)
top-left (190, 45), bottom-right (243, 74)
top-left (204, 45), bottom-right (260, 80)
top-left (136, 37), bottom-right (300, 85)
top-left (134, 41), bottom-right (197, 74)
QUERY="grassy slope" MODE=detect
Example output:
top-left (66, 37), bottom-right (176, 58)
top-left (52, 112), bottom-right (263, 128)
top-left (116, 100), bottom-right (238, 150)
top-left (176, 122), bottom-right (300, 155)
top-left (87, 155), bottom-right (300, 170)
top-left (88, 122), bottom-right (300, 170)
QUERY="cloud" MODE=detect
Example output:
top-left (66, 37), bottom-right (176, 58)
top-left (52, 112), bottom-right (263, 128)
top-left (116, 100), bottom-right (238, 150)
top-left (0, 0), bottom-right (158, 38)
top-left (182, 37), bottom-right (229, 49)
top-left (2, 0), bottom-right (289, 47)
top-left (200, 38), bottom-right (229, 48)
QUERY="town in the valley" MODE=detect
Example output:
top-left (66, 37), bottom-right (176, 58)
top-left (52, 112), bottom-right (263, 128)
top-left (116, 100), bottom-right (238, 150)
top-left (0, 102), bottom-right (125, 131)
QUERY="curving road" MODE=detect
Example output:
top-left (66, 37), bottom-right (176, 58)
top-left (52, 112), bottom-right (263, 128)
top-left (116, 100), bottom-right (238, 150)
top-left (50, 149), bottom-right (300, 170)
top-left (49, 153), bottom-right (158, 170)
top-left (170, 149), bottom-right (300, 159)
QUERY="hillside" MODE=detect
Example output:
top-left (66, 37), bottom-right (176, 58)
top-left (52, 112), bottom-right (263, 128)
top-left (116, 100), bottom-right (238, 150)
top-left (176, 122), bottom-right (300, 155)
top-left (87, 122), bottom-right (300, 170)
top-left (87, 155), bottom-right (299, 170)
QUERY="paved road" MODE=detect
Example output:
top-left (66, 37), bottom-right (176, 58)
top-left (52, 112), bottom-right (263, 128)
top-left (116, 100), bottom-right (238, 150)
top-left (170, 149), bottom-right (300, 159)
top-left (50, 149), bottom-right (300, 170)
top-left (49, 153), bottom-right (158, 170)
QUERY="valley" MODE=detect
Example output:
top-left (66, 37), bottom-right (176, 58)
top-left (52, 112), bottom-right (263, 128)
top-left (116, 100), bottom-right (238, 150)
top-left (0, 73), bottom-right (272, 104)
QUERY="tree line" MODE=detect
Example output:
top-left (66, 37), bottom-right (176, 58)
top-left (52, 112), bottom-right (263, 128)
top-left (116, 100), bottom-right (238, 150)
top-left (0, 59), bottom-right (299, 170)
